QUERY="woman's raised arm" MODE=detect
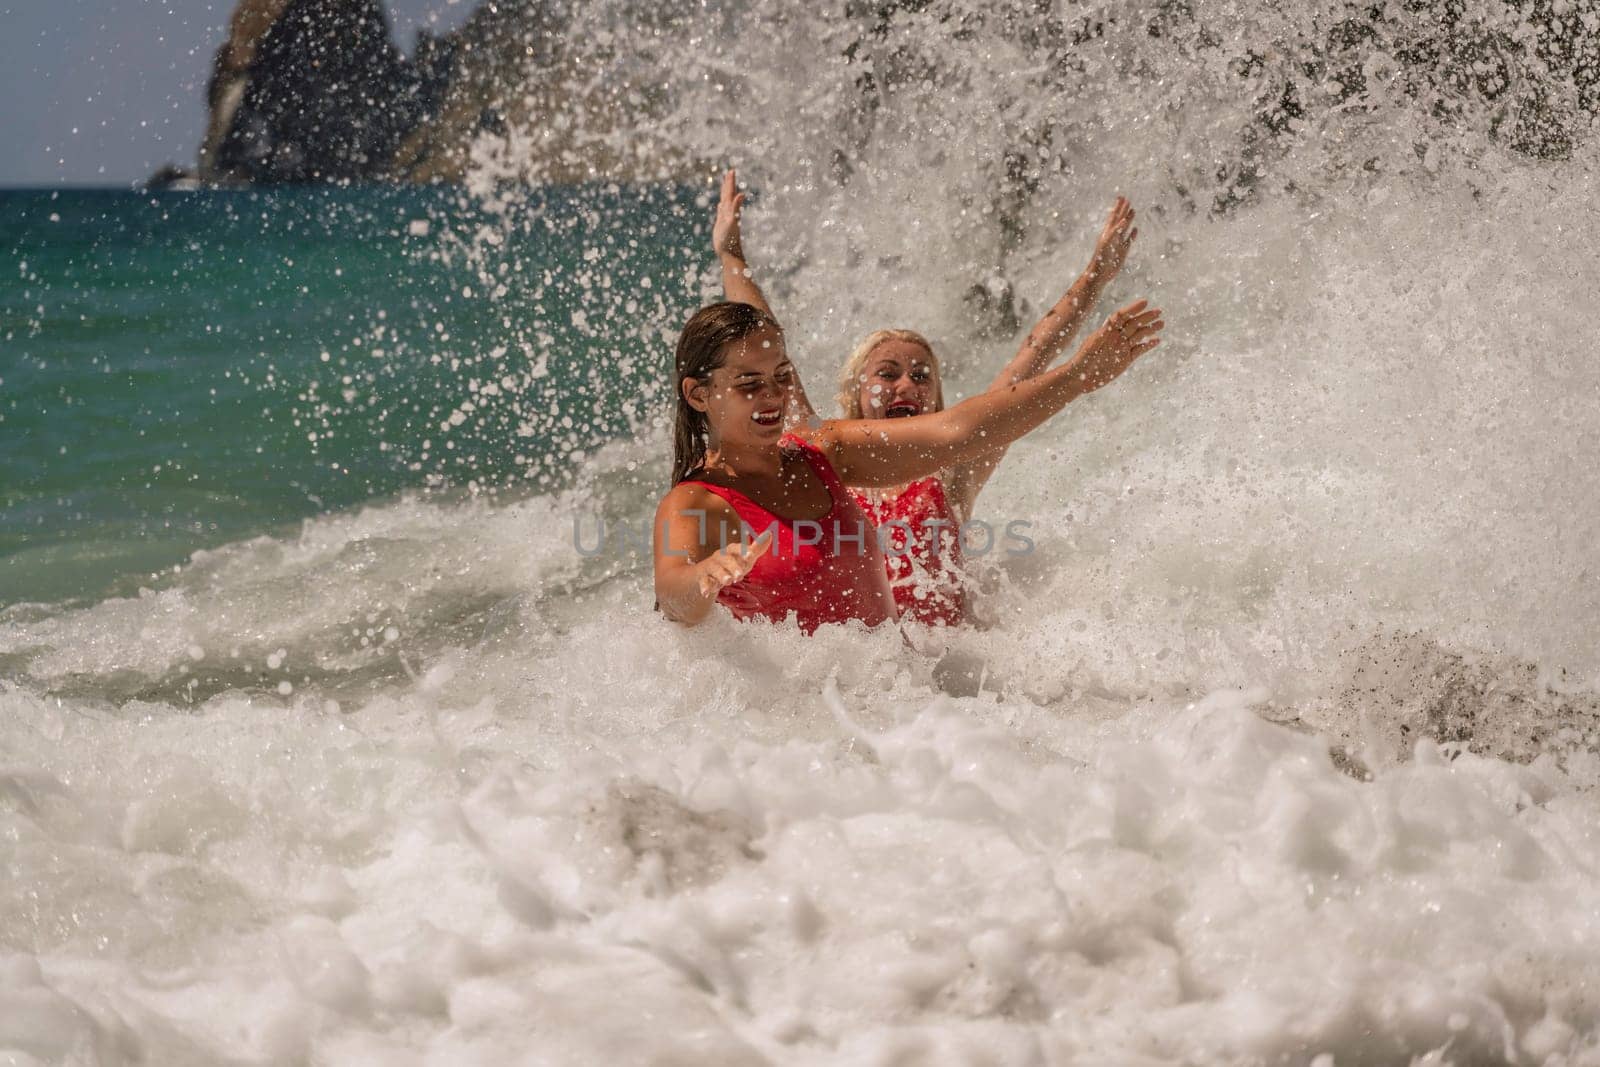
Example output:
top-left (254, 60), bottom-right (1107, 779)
top-left (713, 168), bottom-right (820, 427)
top-left (816, 300), bottom-right (1163, 489)
top-left (713, 168), bottom-right (777, 319)
top-left (944, 197), bottom-right (1139, 516)
top-left (987, 197), bottom-right (1137, 391)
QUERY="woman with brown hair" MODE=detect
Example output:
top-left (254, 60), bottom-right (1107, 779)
top-left (652, 236), bottom-right (1162, 632)
top-left (710, 169), bottom-right (1140, 625)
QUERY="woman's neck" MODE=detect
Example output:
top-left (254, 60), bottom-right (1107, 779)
top-left (704, 438), bottom-right (783, 480)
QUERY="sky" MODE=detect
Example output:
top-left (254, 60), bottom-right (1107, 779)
top-left (0, 0), bottom-right (474, 186)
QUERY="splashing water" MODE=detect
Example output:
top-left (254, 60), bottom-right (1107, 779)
top-left (4, 0), bottom-right (1600, 1062)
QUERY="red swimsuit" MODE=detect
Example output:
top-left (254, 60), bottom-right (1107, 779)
top-left (685, 436), bottom-right (897, 633)
top-left (853, 476), bottom-right (967, 627)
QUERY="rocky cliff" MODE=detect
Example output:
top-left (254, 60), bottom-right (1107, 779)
top-left (200, 0), bottom-right (435, 183)
top-left (193, 0), bottom-right (669, 185)
top-left (182, 0), bottom-right (1597, 189)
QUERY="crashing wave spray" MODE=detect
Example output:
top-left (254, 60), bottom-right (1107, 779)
top-left (4, 1), bottom-right (1600, 1062)
top-left (439, 0), bottom-right (1600, 742)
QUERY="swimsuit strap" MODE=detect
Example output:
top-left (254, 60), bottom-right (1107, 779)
top-left (679, 437), bottom-right (843, 524)
top-left (686, 479), bottom-right (751, 513)
top-left (681, 469), bottom-right (834, 526)
top-left (781, 434), bottom-right (848, 503)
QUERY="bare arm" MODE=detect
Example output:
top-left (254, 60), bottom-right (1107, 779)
top-left (653, 483), bottom-right (774, 627)
top-left (987, 198), bottom-right (1137, 391)
top-left (815, 301), bottom-right (1164, 488)
top-left (714, 168), bottom-right (775, 318)
top-left (712, 167), bottom-right (819, 426)
top-left (946, 197), bottom-right (1139, 516)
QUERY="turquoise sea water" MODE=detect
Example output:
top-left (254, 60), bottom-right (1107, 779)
top-left (1, 185), bottom-right (702, 605)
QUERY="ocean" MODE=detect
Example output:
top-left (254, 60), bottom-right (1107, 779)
top-left (5, 0), bottom-right (1600, 1060)
top-left (2, 185), bottom-right (701, 606)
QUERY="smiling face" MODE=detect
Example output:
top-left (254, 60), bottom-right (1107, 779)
top-left (856, 338), bottom-right (940, 420)
top-left (682, 325), bottom-right (797, 449)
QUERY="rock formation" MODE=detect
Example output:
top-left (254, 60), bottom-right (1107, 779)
top-left (199, 0), bottom-right (441, 183)
top-left (193, 0), bottom-right (672, 186)
top-left (184, 0), bottom-right (1597, 188)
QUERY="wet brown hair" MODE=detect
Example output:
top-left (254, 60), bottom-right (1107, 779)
top-left (671, 302), bottom-right (782, 485)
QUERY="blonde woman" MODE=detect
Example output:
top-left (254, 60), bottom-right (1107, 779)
top-left (712, 169), bottom-right (1142, 624)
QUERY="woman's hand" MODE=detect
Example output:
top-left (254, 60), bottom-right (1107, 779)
top-left (1085, 196), bottom-right (1137, 287)
top-left (712, 168), bottom-right (747, 260)
top-left (694, 528), bottom-right (774, 598)
top-left (958, 203), bottom-right (1143, 514)
top-left (991, 196), bottom-right (1141, 392)
top-left (1065, 299), bottom-right (1164, 392)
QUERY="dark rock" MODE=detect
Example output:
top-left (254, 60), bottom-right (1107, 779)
top-left (1310, 631), bottom-right (1600, 769)
top-left (196, 0), bottom-right (671, 185)
top-left (194, 0), bottom-right (1598, 187)
top-left (201, 0), bottom-right (429, 183)
top-left (592, 780), bottom-right (761, 892)
top-left (144, 164), bottom-right (200, 190)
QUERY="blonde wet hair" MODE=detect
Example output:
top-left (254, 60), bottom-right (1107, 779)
top-left (835, 328), bottom-right (946, 419)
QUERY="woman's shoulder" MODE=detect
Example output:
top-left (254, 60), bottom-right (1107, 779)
top-left (658, 479), bottom-right (715, 518)
top-left (658, 478), bottom-right (742, 520)
top-left (663, 476), bottom-right (724, 502)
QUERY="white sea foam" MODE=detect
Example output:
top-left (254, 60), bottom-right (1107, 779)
top-left (4, 636), bottom-right (1600, 1064)
top-left (5, 334), bottom-right (1600, 1062)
